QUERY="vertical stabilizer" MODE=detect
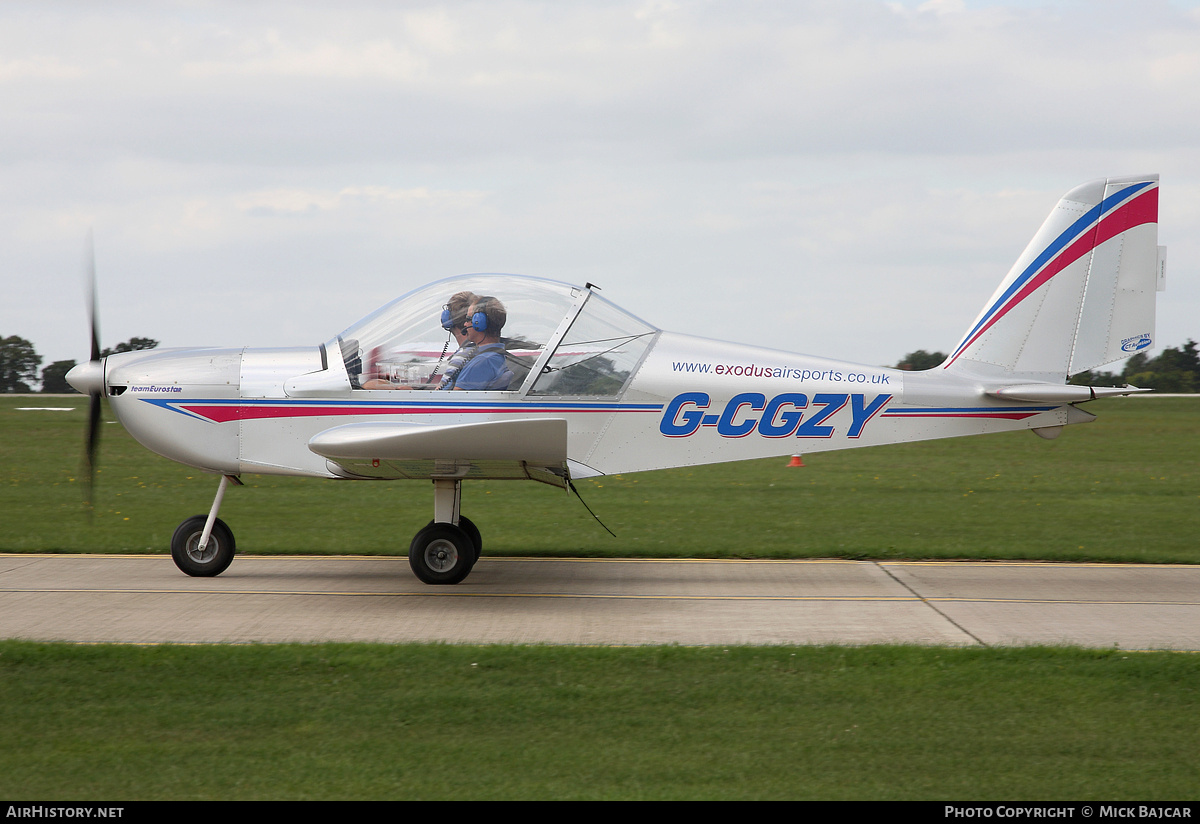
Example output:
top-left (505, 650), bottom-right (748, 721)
top-left (944, 175), bottom-right (1161, 380)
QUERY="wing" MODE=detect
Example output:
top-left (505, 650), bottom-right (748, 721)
top-left (308, 417), bottom-right (570, 487)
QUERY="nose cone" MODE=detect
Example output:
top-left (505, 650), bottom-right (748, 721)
top-left (67, 360), bottom-right (105, 395)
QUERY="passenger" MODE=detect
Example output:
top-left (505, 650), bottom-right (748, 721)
top-left (362, 290), bottom-right (478, 390)
top-left (435, 291), bottom-right (480, 390)
top-left (447, 296), bottom-right (514, 391)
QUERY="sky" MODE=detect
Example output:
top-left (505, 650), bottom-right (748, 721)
top-left (4, 0), bottom-right (1200, 374)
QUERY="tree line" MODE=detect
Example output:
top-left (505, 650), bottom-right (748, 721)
top-left (0, 336), bottom-right (159, 393)
top-left (895, 342), bottom-right (1200, 393)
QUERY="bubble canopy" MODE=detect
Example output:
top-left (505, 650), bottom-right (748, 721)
top-left (330, 274), bottom-right (659, 396)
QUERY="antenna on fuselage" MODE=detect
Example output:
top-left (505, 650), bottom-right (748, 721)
top-left (567, 479), bottom-right (616, 538)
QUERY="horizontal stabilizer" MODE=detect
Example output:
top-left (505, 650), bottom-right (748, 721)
top-left (987, 384), bottom-right (1151, 403)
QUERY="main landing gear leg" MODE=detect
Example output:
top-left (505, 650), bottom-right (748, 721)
top-left (408, 479), bottom-right (480, 585)
top-left (170, 474), bottom-right (242, 577)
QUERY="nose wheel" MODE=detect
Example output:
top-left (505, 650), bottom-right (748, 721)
top-left (169, 475), bottom-right (241, 577)
top-left (171, 515), bottom-right (236, 577)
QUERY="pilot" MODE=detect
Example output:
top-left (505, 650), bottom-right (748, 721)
top-left (446, 296), bottom-right (514, 391)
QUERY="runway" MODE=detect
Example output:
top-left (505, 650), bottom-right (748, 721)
top-left (2, 554), bottom-right (1198, 649)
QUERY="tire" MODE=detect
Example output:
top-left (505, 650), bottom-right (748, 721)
top-left (171, 515), bottom-right (236, 577)
top-left (409, 523), bottom-right (475, 585)
top-left (458, 515), bottom-right (483, 561)
top-left (425, 516), bottom-right (482, 565)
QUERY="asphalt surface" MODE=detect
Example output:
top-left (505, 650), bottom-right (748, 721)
top-left (3, 554), bottom-right (1198, 649)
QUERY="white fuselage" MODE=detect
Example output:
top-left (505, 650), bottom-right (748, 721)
top-left (101, 332), bottom-right (1089, 484)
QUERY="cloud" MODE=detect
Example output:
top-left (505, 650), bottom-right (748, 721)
top-left (235, 185), bottom-right (489, 216)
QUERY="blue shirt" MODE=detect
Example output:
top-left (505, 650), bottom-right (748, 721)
top-left (450, 343), bottom-right (512, 390)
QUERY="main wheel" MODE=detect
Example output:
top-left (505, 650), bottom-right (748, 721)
top-left (458, 515), bottom-right (483, 561)
top-left (409, 523), bottom-right (474, 585)
top-left (424, 516), bottom-right (482, 565)
top-left (171, 515), bottom-right (236, 577)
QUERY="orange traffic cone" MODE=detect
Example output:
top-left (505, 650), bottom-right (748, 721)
top-left (787, 454), bottom-right (804, 467)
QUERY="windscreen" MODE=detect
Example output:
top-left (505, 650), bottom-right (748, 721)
top-left (529, 292), bottom-right (657, 396)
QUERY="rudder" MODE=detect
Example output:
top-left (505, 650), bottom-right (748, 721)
top-left (944, 175), bottom-right (1163, 381)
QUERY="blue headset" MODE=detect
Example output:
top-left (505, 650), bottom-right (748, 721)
top-left (443, 298), bottom-right (501, 333)
top-left (468, 297), bottom-right (502, 333)
top-left (439, 306), bottom-right (455, 331)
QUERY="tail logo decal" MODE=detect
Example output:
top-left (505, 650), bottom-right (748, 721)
top-left (1120, 334), bottom-right (1153, 353)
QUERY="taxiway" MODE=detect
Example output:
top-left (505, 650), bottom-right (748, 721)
top-left (2, 554), bottom-right (1197, 649)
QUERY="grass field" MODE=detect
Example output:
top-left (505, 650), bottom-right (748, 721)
top-left (2, 394), bottom-right (1196, 562)
top-left (2, 641), bottom-right (1198, 800)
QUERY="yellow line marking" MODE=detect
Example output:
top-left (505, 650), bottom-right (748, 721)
top-left (4, 587), bottom-right (1199, 607)
top-left (0, 587), bottom-right (918, 601)
top-left (4, 554), bottom-right (1198, 569)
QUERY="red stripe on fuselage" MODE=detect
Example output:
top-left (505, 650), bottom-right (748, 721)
top-left (883, 412), bottom-right (1041, 420)
top-left (176, 403), bottom-right (631, 424)
top-left (181, 405), bottom-right (521, 423)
